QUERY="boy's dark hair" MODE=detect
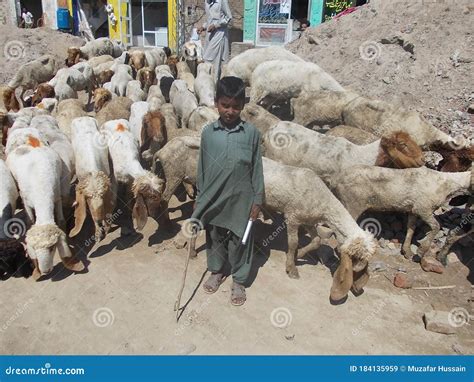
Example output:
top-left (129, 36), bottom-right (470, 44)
top-left (216, 76), bottom-right (245, 103)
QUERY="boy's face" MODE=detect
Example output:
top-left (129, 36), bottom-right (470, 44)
top-left (215, 96), bottom-right (244, 125)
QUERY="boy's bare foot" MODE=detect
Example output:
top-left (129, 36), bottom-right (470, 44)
top-left (203, 273), bottom-right (225, 294)
top-left (230, 282), bottom-right (246, 306)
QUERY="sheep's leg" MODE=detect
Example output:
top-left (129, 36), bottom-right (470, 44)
top-left (286, 222), bottom-right (300, 279)
top-left (296, 227), bottom-right (322, 259)
top-left (437, 228), bottom-right (473, 264)
top-left (54, 200), bottom-right (67, 232)
top-left (19, 88), bottom-right (26, 107)
top-left (24, 205), bottom-right (35, 225)
top-left (417, 213), bottom-right (440, 257)
top-left (351, 259), bottom-right (369, 296)
top-left (401, 214), bottom-right (417, 259)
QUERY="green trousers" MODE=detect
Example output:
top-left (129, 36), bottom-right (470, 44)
top-left (206, 224), bottom-right (254, 285)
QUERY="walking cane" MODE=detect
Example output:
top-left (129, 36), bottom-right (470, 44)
top-left (174, 224), bottom-right (198, 321)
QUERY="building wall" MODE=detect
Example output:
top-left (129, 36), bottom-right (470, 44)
top-left (184, 0), bottom-right (244, 47)
top-left (42, 0), bottom-right (59, 29)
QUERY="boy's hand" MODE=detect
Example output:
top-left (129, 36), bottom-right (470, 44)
top-left (249, 204), bottom-right (261, 221)
top-left (197, 26), bottom-right (204, 34)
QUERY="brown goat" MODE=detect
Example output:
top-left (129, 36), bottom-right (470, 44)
top-left (166, 55), bottom-right (179, 78)
top-left (140, 111), bottom-right (167, 163)
top-left (95, 69), bottom-right (114, 88)
top-left (2, 87), bottom-right (20, 112)
top-left (93, 88), bottom-right (113, 112)
top-left (65, 47), bottom-right (84, 67)
top-left (31, 83), bottom-right (56, 106)
top-left (375, 131), bottom-right (425, 169)
top-left (431, 142), bottom-right (474, 172)
top-left (129, 50), bottom-right (146, 78)
top-left (137, 67), bottom-right (156, 92)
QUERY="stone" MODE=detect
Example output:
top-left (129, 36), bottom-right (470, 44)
top-left (452, 343), bottom-right (464, 354)
top-left (371, 261), bottom-right (387, 272)
top-left (382, 77), bottom-right (391, 84)
top-left (423, 311), bottom-right (456, 335)
top-left (178, 343), bottom-right (197, 355)
top-left (468, 104), bottom-right (474, 114)
top-left (387, 242), bottom-right (397, 250)
top-left (447, 252), bottom-right (461, 264)
top-left (285, 334), bottom-right (295, 340)
top-left (393, 272), bottom-right (412, 288)
top-left (316, 225), bottom-right (334, 240)
top-left (379, 238), bottom-right (387, 248)
top-left (421, 256), bottom-right (444, 274)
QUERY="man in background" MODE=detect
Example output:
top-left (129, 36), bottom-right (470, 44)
top-left (21, 7), bottom-right (33, 28)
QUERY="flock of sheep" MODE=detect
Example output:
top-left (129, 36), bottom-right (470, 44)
top-left (0, 37), bottom-right (472, 305)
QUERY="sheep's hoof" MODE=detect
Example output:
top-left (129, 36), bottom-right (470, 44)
top-left (401, 248), bottom-right (413, 260)
top-left (329, 294), bottom-right (348, 306)
top-left (286, 267), bottom-right (300, 279)
top-left (350, 286), bottom-right (364, 297)
top-left (32, 267), bottom-right (42, 281)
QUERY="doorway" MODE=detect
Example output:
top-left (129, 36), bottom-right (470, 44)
top-left (19, 0), bottom-right (42, 27)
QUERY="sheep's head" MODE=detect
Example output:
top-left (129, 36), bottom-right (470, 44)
top-left (182, 42), bottom-right (198, 61)
top-left (31, 83), bottom-right (55, 107)
top-left (430, 142), bottom-right (474, 172)
top-left (163, 47), bottom-right (172, 58)
top-left (129, 51), bottom-right (146, 77)
top-left (70, 172), bottom-right (113, 242)
top-left (137, 67), bottom-right (156, 90)
top-left (197, 62), bottom-right (213, 76)
top-left (96, 70), bottom-right (114, 87)
top-left (26, 224), bottom-right (84, 278)
top-left (241, 104), bottom-right (280, 133)
top-left (376, 131), bottom-right (425, 169)
top-left (131, 171), bottom-right (165, 231)
top-left (2, 86), bottom-right (20, 112)
top-left (166, 56), bottom-right (179, 78)
top-left (93, 88), bottom-right (112, 112)
top-left (330, 232), bottom-right (376, 305)
top-left (66, 47), bottom-right (82, 67)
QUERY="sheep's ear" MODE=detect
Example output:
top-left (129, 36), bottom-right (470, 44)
top-left (74, 52), bottom-right (81, 65)
top-left (57, 234), bottom-right (85, 272)
top-left (329, 251), bottom-right (353, 305)
top-left (132, 193), bottom-right (148, 231)
top-left (69, 190), bottom-right (87, 237)
top-left (351, 260), bottom-right (369, 296)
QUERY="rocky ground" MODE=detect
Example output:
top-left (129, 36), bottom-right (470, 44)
top-left (288, 0), bottom-right (473, 142)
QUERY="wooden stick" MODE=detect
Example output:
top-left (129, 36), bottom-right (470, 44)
top-left (412, 285), bottom-right (456, 290)
top-left (174, 232), bottom-right (194, 321)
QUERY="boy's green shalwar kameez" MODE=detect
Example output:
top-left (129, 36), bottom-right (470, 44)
top-left (191, 119), bottom-right (264, 285)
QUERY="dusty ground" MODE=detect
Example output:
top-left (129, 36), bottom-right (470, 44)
top-left (0, 194), bottom-right (472, 355)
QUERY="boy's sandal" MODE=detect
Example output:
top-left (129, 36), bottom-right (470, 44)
top-left (203, 273), bottom-right (225, 294)
top-left (230, 282), bottom-right (246, 306)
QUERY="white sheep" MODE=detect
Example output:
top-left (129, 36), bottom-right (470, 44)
top-left (262, 121), bottom-right (383, 186)
top-left (194, 62), bottom-right (215, 107)
top-left (181, 41), bottom-right (203, 77)
top-left (6, 128), bottom-right (84, 276)
top-left (144, 48), bottom-right (169, 70)
top-left (155, 137), bottom-right (377, 303)
top-left (188, 106), bottom-right (218, 132)
top-left (159, 103), bottom-right (179, 135)
top-left (69, 116), bottom-right (116, 241)
top-left (333, 165), bottom-right (472, 261)
top-left (102, 119), bottom-right (165, 231)
top-left (66, 37), bottom-right (124, 66)
top-left (169, 80), bottom-right (198, 128)
top-left (55, 99), bottom-right (87, 139)
top-left (224, 46), bottom-right (304, 85)
top-left (7, 55), bottom-right (57, 102)
top-left (129, 101), bottom-right (150, 145)
top-left (292, 90), bottom-right (461, 149)
top-left (0, 159), bottom-right (19, 241)
top-left (155, 65), bottom-right (174, 83)
top-left (48, 62), bottom-right (95, 104)
top-left (241, 103), bottom-right (281, 134)
top-left (177, 61), bottom-right (195, 93)
top-left (249, 60), bottom-right (344, 107)
top-left (110, 64), bottom-right (133, 97)
top-left (126, 80), bottom-right (146, 102)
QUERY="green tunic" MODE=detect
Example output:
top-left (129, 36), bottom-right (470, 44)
top-left (191, 118), bottom-right (264, 238)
